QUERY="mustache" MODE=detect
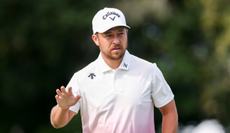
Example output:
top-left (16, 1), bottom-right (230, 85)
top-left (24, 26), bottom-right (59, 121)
top-left (110, 40), bottom-right (128, 49)
top-left (111, 44), bottom-right (122, 49)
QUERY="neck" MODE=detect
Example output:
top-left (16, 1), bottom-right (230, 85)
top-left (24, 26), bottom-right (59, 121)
top-left (101, 54), bottom-right (123, 70)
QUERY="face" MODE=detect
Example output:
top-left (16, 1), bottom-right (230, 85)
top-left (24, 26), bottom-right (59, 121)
top-left (92, 26), bottom-right (128, 61)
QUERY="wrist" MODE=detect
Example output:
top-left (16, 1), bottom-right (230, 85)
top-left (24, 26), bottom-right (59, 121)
top-left (57, 104), bottom-right (70, 111)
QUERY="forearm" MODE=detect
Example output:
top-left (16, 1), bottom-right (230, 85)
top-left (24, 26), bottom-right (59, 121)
top-left (161, 112), bottom-right (178, 133)
top-left (50, 106), bottom-right (70, 128)
top-left (159, 99), bottom-right (178, 133)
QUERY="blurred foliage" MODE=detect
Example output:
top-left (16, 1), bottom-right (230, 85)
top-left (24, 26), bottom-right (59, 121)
top-left (0, 0), bottom-right (230, 133)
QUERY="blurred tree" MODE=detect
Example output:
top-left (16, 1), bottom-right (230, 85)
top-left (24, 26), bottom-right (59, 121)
top-left (0, 0), bottom-right (105, 132)
top-left (198, 0), bottom-right (230, 126)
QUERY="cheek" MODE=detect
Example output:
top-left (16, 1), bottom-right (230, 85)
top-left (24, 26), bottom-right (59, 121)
top-left (98, 41), bottom-right (109, 52)
top-left (100, 40), bottom-right (111, 48)
top-left (122, 38), bottom-right (128, 47)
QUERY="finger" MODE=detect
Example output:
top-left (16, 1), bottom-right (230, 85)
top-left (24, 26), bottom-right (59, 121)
top-left (55, 94), bottom-right (59, 100)
top-left (55, 95), bottom-right (60, 103)
top-left (73, 95), bottom-right (81, 103)
top-left (60, 86), bottom-right (67, 95)
top-left (76, 95), bottom-right (81, 101)
top-left (67, 86), bottom-right (72, 93)
top-left (55, 95), bottom-right (65, 108)
top-left (56, 89), bottom-right (63, 97)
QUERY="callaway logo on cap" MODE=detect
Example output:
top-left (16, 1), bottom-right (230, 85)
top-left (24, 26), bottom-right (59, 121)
top-left (92, 7), bottom-right (130, 34)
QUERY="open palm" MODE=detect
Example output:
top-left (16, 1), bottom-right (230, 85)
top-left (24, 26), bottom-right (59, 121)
top-left (55, 86), bottom-right (81, 110)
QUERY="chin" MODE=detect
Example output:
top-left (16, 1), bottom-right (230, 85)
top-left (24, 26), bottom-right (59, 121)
top-left (111, 53), bottom-right (125, 60)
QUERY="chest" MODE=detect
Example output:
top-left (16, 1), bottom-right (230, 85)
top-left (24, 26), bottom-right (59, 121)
top-left (79, 70), bottom-right (153, 109)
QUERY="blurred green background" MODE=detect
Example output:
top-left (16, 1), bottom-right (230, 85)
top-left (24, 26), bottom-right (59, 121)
top-left (1, 0), bottom-right (230, 133)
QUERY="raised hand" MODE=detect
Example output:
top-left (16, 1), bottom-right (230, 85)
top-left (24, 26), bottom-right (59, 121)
top-left (55, 86), bottom-right (81, 110)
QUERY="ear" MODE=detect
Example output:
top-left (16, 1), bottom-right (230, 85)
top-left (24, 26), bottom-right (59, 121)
top-left (92, 34), bottom-right (99, 46)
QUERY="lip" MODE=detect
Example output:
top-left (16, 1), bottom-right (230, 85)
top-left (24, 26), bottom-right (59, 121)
top-left (112, 47), bottom-right (121, 51)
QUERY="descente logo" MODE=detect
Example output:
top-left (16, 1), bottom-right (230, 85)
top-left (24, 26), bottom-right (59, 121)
top-left (102, 12), bottom-right (120, 20)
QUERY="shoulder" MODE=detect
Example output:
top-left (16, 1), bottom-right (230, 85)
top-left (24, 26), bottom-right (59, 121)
top-left (130, 54), bottom-right (157, 70)
top-left (128, 54), bottom-right (161, 79)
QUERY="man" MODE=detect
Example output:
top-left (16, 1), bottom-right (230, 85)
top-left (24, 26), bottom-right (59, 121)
top-left (50, 7), bottom-right (178, 133)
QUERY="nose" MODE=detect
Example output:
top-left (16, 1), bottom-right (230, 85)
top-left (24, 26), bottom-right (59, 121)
top-left (113, 35), bottom-right (120, 44)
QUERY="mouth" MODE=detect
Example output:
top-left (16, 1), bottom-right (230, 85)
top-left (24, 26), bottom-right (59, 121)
top-left (112, 47), bottom-right (121, 51)
top-left (112, 45), bottom-right (121, 49)
top-left (113, 47), bottom-right (121, 50)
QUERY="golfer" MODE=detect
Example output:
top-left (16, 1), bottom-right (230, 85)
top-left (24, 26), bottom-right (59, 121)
top-left (50, 7), bottom-right (178, 133)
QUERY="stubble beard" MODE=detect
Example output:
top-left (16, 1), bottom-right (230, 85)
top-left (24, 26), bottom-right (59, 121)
top-left (101, 41), bottom-right (128, 61)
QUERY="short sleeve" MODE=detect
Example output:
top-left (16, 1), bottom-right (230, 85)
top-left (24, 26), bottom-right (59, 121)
top-left (66, 73), bottom-right (81, 114)
top-left (151, 64), bottom-right (174, 108)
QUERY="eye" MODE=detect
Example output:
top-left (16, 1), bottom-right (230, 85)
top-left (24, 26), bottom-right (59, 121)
top-left (119, 32), bottom-right (124, 35)
top-left (105, 34), bottom-right (112, 37)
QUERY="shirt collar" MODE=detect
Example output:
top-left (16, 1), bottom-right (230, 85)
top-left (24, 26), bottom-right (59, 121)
top-left (118, 50), bottom-right (130, 70)
top-left (97, 50), bottom-right (131, 73)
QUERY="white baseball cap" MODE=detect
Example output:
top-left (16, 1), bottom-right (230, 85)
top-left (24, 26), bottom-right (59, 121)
top-left (92, 7), bottom-right (130, 34)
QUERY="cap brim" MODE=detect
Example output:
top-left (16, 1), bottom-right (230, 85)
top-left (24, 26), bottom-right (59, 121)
top-left (95, 24), bottom-right (130, 34)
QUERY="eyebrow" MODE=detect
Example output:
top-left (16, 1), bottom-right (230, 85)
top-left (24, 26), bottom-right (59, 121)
top-left (118, 29), bottom-right (125, 32)
top-left (104, 31), bottom-right (112, 34)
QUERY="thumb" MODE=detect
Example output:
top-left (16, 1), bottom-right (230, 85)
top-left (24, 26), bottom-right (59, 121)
top-left (74, 95), bottom-right (81, 103)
